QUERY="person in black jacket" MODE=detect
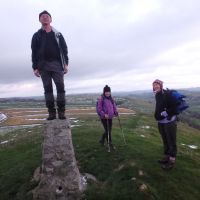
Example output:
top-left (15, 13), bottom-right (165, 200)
top-left (153, 79), bottom-right (177, 170)
top-left (31, 10), bottom-right (68, 120)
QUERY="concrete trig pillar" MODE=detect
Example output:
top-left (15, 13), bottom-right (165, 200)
top-left (33, 119), bottom-right (83, 200)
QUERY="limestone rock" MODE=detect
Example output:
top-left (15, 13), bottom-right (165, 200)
top-left (33, 119), bottom-right (84, 200)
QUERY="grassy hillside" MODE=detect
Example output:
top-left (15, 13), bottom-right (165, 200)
top-left (1, 111), bottom-right (200, 199)
top-left (72, 114), bottom-right (200, 200)
top-left (0, 126), bottom-right (42, 200)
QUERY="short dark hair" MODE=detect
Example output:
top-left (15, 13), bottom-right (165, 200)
top-left (39, 10), bottom-right (51, 19)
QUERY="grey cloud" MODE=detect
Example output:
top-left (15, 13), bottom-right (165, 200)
top-left (0, 0), bottom-right (200, 92)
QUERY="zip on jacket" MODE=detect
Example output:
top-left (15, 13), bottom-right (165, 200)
top-left (97, 96), bottom-right (118, 119)
top-left (31, 27), bottom-right (68, 70)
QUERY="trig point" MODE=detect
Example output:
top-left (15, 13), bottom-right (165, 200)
top-left (33, 119), bottom-right (84, 200)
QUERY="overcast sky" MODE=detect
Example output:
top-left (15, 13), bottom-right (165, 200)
top-left (0, 0), bottom-right (199, 97)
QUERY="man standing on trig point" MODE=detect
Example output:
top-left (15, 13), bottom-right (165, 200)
top-left (31, 10), bottom-right (68, 120)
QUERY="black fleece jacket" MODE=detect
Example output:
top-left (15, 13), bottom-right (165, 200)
top-left (31, 29), bottom-right (68, 70)
top-left (154, 90), bottom-right (177, 120)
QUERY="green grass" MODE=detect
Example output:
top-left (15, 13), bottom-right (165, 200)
top-left (0, 114), bottom-right (200, 199)
top-left (0, 127), bottom-right (43, 200)
top-left (72, 114), bottom-right (200, 200)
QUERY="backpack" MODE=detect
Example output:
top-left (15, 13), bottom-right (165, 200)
top-left (96, 95), bottom-right (114, 116)
top-left (164, 89), bottom-right (189, 115)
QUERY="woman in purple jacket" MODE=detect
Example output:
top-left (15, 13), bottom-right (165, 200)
top-left (97, 85), bottom-right (118, 150)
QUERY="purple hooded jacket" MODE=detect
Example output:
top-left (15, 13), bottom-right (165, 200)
top-left (97, 95), bottom-right (118, 119)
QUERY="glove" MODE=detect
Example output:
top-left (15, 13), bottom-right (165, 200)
top-left (161, 111), bottom-right (168, 117)
top-left (104, 114), bottom-right (109, 119)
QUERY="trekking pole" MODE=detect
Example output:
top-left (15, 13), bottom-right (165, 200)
top-left (117, 116), bottom-right (127, 145)
top-left (107, 119), bottom-right (111, 152)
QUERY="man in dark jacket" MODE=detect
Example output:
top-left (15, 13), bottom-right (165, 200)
top-left (31, 10), bottom-right (68, 120)
top-left (153, 79), bottom-right (177, 170)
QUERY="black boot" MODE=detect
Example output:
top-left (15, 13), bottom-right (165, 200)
top-left (47, 111), bottom-right (56, 120)
top-left (110, 143), bottom-right (116, 150)
top-left (161, 160), bottom-right (175, 170)
top-left (47, 108), bottom-right (56, 120)
top-left (99, 133), bottom-right (106, 146)
top-left (58, 111), bottom-right (66, 120)
top-left (158, 156), bottom-right (169, 164)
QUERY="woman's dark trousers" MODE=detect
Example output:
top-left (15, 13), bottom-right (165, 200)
top-left (100, 118), bottom-right (112, 144)
top-left (158, 121), bottom-right (177, 158)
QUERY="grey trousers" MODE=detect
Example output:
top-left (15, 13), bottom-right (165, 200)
top-left (158, 121), bottom-right (177, 157)
top-left (40, 62), bottom-right (65, 112)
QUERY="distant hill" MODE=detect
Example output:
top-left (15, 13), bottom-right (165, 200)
top-left (0, 87), bottom-right (199, 100)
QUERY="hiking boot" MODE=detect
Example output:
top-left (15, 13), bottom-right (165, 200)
top-left (158, 156), bottom-right (169, 164)
top-left (107, 146), bottom-right (111, 153)
top-left (58, 111), bottom-right (66, 120)
top-left (161, 161), bottom-right (175, 170)
top-left (110, 144), bottom-right (116, 150)
top-left (47, 112), bottom-right (56, 120)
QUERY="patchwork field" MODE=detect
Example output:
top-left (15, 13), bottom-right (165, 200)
top-left (0, 107), bottom-right (135, 127)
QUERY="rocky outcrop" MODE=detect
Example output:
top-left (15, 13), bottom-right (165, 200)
top-left (33, 119), bottom-right (84, 200)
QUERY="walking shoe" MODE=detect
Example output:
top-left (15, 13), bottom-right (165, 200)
top-left (58, 111), bottom-right (66, 120)
top-left (47, 112), bottom-right (56, 120)
top-left (110, 144), bottom-right (116, 150)
top-left (158, 156), bottom-right (169, 164)
top-left (107, 146), bottom-right (111, 153)
top-left (161, 161), bottom-right (175, 170)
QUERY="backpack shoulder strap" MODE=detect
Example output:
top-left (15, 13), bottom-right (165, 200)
top-left (109, 96), bottom-right (114, 104)
top-left (98, 95), bottom-right (105, 107)
top-left (163, 88), bottom-right (174, 100)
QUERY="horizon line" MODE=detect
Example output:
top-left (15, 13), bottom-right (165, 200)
top-left (0, 86), bottom-right (200, 99)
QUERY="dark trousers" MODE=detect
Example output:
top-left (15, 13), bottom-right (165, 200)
top-left (40, 70), bottom-right (65, 113)
top-left (100, 119), bottom-right (112, 144)
top-left (158, 121), bottom-right (177, 158)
